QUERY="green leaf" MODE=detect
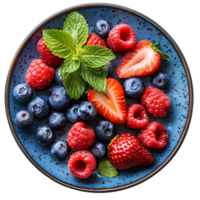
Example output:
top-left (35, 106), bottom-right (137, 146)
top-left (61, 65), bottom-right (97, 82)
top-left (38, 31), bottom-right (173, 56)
top-left (60, 54), bottom-right (80, 74)
top-left (76, 46), bottom-right (85, 57)
top-left (157, 50), bottom-right (170, 60)
top-left (98, 160), bottom-right (119, 178)
top-left (102, 66), bottom-right (108, 76)
top-left (62, 71), bottom-right (86, 100)
top-left (79, 64), bottom-right (107, 93)
top-left (63, 11), bottom-right (88, 47)
top-left (84, 84), bottom-right (93, 93)
top-left (43, 29), bottom-right (75, 58)
top-left (80, 45), bottom-right (115, 68)
top-left (150, 41), bottom-right (170, 60)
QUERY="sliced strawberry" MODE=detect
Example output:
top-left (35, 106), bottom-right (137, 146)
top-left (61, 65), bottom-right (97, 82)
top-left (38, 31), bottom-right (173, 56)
top-left (87, 78), bottom-right (127, 124)
top-left (116, 40), bottom-right (169, 78)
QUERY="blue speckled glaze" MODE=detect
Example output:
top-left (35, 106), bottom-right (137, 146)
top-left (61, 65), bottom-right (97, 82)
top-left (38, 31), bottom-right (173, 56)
top-left (6, 4), bottom-right (192, 192)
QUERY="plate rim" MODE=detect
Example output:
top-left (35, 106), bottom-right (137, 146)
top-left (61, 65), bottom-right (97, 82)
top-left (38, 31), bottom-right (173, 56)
top-left (5, 3), bottom-right (193, 192)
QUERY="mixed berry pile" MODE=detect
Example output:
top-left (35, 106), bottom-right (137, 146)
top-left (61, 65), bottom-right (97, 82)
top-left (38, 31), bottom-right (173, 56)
top-left (13, 12), bottom-right (171, 179)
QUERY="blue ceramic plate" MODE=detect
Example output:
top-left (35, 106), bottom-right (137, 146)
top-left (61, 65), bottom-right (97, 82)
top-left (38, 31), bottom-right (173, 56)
top-left (5, 3), bottom-right (193, 192)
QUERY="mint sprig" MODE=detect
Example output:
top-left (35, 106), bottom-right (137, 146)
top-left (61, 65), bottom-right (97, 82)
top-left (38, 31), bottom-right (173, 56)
top-left (43, 12), bottom-right (115, 100)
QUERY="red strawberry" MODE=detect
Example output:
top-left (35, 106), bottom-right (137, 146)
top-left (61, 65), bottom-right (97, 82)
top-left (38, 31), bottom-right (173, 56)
top-left (86, 33), bottom-right (107, 47)
top-left (109, 133), bottom-right (154, 169)
top-left (116, 40), bottom-right (169, 78)
top-left (87, 78), bottom-right (127, 124)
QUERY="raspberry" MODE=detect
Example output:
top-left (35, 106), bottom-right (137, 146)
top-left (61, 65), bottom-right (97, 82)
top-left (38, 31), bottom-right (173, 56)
top-left (140, 87), bottom-right (170, 117)
top-left (37, 38), bottom-right (64, 68)
top-left (86, 33), bottom-right (107, 47)
top-left (107, 24), bottom-right (136, 52)
top-left (68, 150), bottom-right (96, 179)
top-left (138, 122), bottom-right (168, 149)
top-left (126, 104), bottom-right (149, 129)
top-left (67, 122), bottom-right (95, 151)
top-left (25, 59), bottom-right (55, 90)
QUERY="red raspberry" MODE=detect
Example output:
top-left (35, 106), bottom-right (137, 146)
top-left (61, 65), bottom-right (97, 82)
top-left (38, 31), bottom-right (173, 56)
top-left (68, 150), bottom-right (96, 179)
top-left (107, 24), bottom-right (136, 52)
top-left (86, 33), bottom-right (107, 47)
top-left (140, 87), bottom-right (170, 117)
top-left (126, 104), bottom-right (149, 129)
top-left (37, 38), bottom-right (64, 68)
top-left (138, 122), bottom-right (168, 149)
top-left (67, 122), bottom-right (95, 151)
top-left (25, 59), bottom-right (55, 90)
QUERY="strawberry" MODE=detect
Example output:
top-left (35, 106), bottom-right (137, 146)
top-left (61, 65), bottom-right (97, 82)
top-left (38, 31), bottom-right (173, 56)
top-left (86, 33), bottom-right (107, 47)
top-left (109, 133), bottom-right (154, 169)
top-left (116, 40), bottom-right (170, 78)
top-left (87, 78), bottom-right (127, 124)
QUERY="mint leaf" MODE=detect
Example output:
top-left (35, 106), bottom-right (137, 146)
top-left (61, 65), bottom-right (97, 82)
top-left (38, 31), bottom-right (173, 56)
top-left (60, 54), bottom-right (80, 74)
top-left (76, 46), bottom-right (85, 57)
top-left (79, 64), bottom-right (107, 93)
top-left (62, 71), bottom-right (86, 100)
top-left (84, 84), bottom-right (93, 93)
top-left (102, 66), bottom-right (108, 76)
top-left (98, 160), bottom-right (119, 178)
top-left (80, 45), bottom-right (115, 68)
top-left (43, 29), bottom-right (75, 58)
top-left (63, 12), bottom-right (88, 47)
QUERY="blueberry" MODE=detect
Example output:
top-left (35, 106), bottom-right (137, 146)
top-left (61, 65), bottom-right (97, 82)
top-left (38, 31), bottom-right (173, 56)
top-left (78, 101), bottom-right (97, 121)
top-left (48, 112), bottom-right (67, 129)
top-left (36, 125), bottom-right (54, 146)
top-left (152, 72), bottom-right (169, 89)
top-left (55, 66), bottom-right (63, 86)
top-left (66, 104), bottom-right (81, 124)
top-left (51, 140), bottom-right (69, 159)
top-left (95, 120), bottom-right (116, 142)
top-left (123, 78), bottom-right (145, 99)
top-left (94, 19), bottom-right (111, 38)
top-left (91, 143), bottom-right (106, 159)
top-left (103, 62), bottom-right (114, 77)
top-left (28, 96), bottom-right (50, 120)
top-left (13, 83), bottom-right (33, 103)
top-left (15, 110), bottom-right (34, 128)
top-left (48, 86), bottom-right (72, 110)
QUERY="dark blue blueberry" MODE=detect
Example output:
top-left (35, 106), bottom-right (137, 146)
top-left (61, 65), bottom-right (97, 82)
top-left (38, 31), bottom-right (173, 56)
top-left (66, 104), bottom-right (81, 124)
top-left (152, 72), bottom-right (169, 89)
top-left (95, 120), bottom-right (116, 142)
top-left (94, 19), bottom-right (111, 38)
top-left (48, 112), bottom-right (67, 129)
top-left (51, 140), bottom-right (69, 159)
top-left (78, 101), bottom-right (97, 121)
top-left (91, 143), bottom-right (106, 159)
top-left (15, 110), bottom-right (34, 128)
top-left (55, 66), bottom-right (63, 86)
top-left (28, 96), bottom-right (50, 120)
top-left (13, 83), bottom-right (33, 103)
top-left (123, 78), bottom-right (145, 99)
top-left (48, 86), bottom-right (72, 110)
top-left (103, 62), bottom-right (114, 77)
top-left (36, 125), bottom-right (54, 146)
